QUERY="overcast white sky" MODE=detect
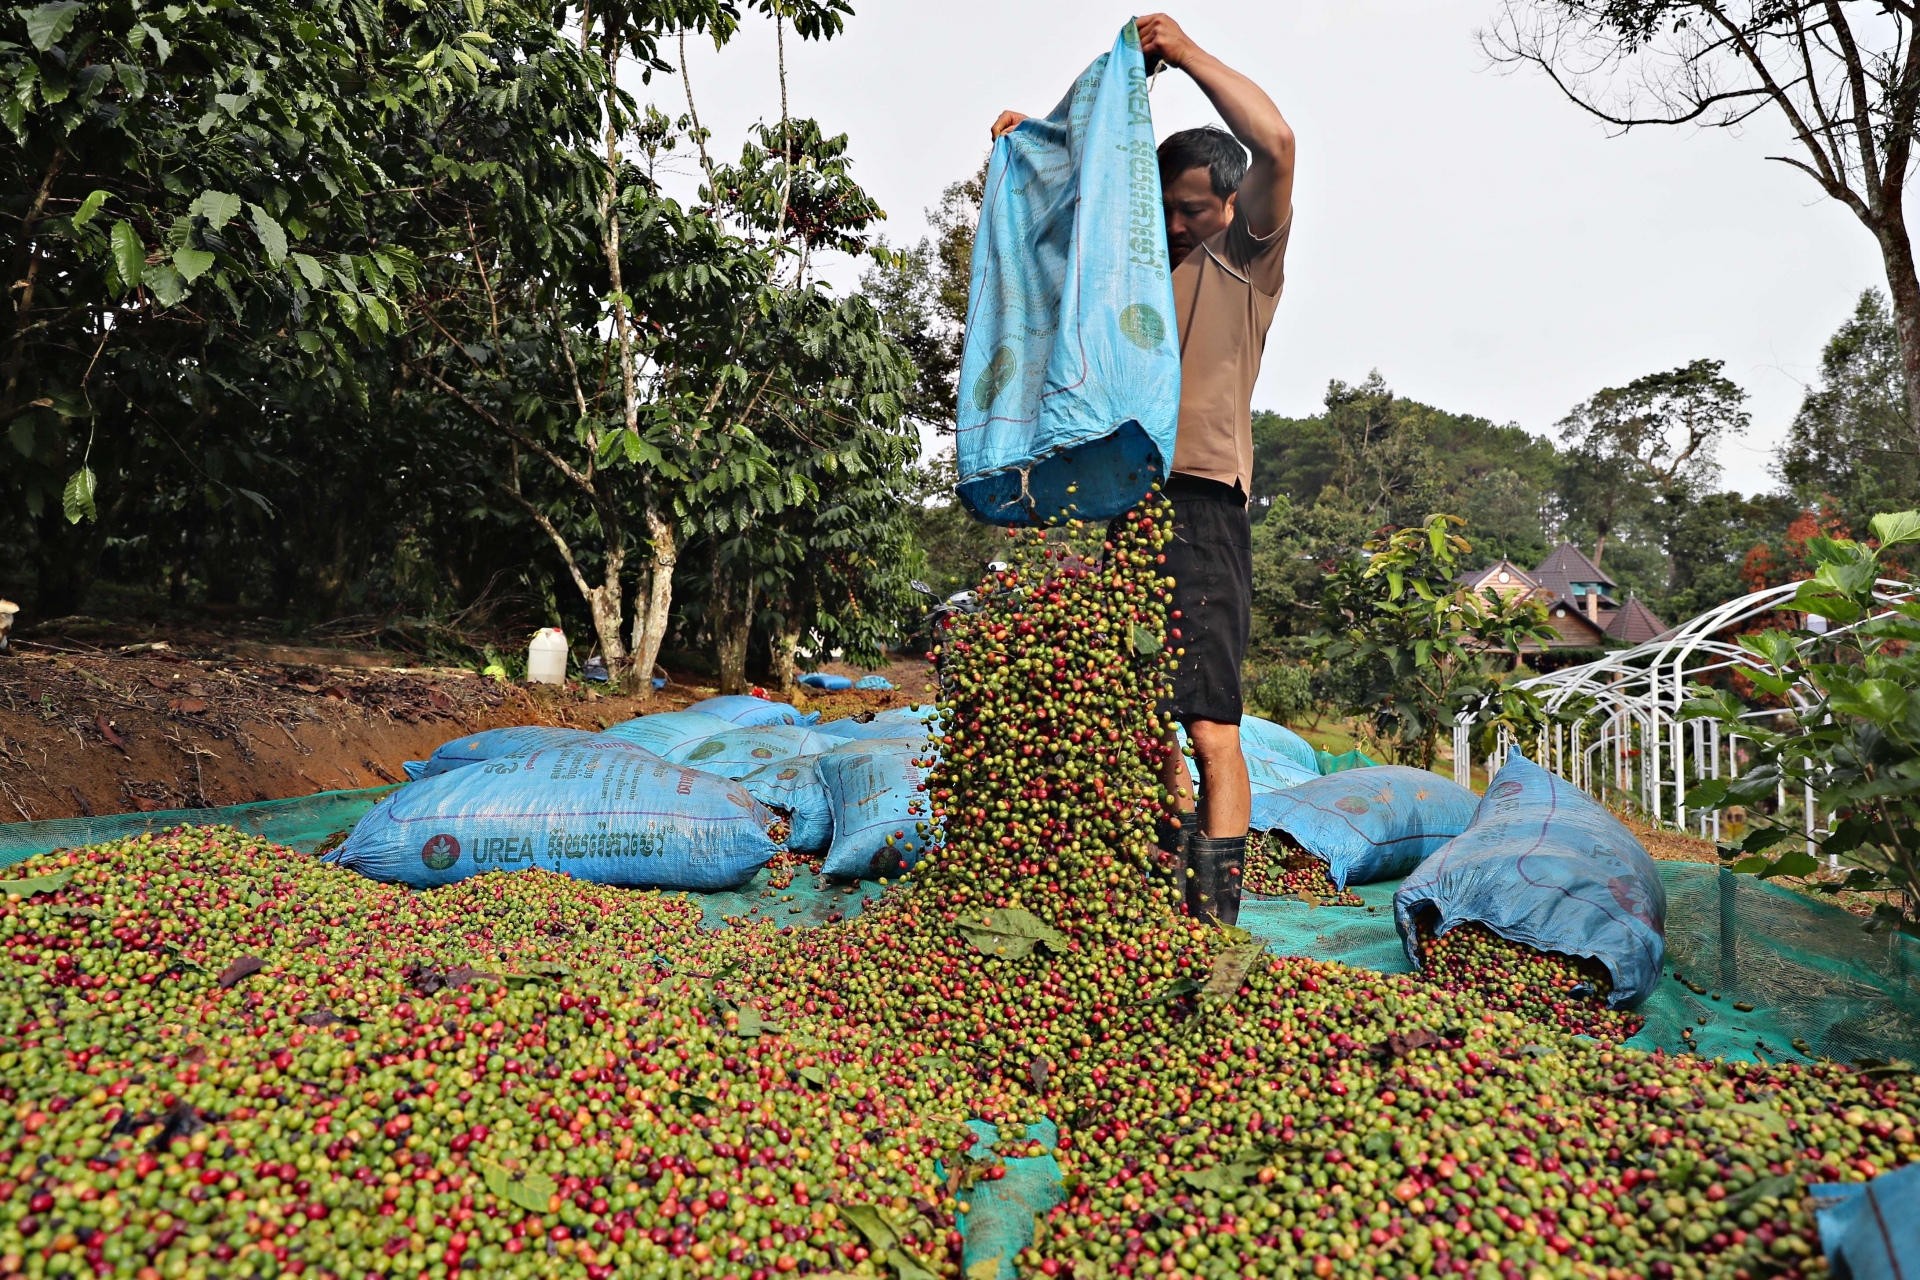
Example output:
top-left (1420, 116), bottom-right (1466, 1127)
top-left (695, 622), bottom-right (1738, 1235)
top-left (636, 0), bottom-right (1891, 496)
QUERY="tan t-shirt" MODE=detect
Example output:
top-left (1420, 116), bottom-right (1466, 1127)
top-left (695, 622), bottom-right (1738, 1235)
top-left (1168, 213), bottom-right (1292, 493)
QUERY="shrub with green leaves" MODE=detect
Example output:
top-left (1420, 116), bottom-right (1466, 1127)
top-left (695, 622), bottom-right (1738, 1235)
top-left (1685, 510), bottom-right (1920, 935)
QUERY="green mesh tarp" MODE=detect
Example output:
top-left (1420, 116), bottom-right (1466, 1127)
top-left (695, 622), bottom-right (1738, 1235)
top-left (1315, 748), bottom-right (1377, 774)
top-left (672, 872), bottom-right (890, 930)
top-left (0, 787), bottom-right (396, 868)
top-left (951, 1120), bottom-right (1063, 1280)
top-left (1239, 863), bottom-right (1920, 1064)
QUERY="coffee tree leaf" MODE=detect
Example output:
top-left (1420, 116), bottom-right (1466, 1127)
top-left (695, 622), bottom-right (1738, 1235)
top-left (0, 870), bottom-right (74, 897)
top-left (1203, 943), bottom-right (1264, 1002)
top-left (957, 908), bottom-right (1068, 959)
top-left (61, 467), bottom-right (96, 524)
top-left (837, 1202), bottom-right (899, 1251)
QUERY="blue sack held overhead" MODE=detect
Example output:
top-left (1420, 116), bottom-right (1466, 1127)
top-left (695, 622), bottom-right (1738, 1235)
top-left (599, 710), bottom-right (741, 758)
top-left (738, 756), bottom-right (833, 856)
top-left (1811, 1164), bottom-right (1920, 1280)
top-left (817, 739), bottom-right (936, 879)
top-left (1393, 754), bottom-right (1667, 1007)
top-left (684, 695), bottom-right (819, 727)
top-left (403, 726), bottom-right (606, 781)
top-left (1250, 766), bottom-right (1478, 888)
top-left (1239, 715), bottom-right (1320, 775)
top-left (954, 21), bottom-right (1178, 526)
top-left (327, 744), bottom-right (781, 891)
top-left (664, 724), bottom-right (841, 779)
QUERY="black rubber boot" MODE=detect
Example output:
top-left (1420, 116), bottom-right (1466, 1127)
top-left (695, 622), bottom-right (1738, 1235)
top-left (1155, 814), bottom-right (1194, 905)
top-left (1186, 834), bottom-right (1247, 927)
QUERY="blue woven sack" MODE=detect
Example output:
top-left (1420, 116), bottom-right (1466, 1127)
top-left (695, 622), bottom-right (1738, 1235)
top-left (1175, 727), bottom-right (1315, 793)
top-left (1239, 715), bottom-right (1319, 775)
top-left (1251, 766), bottom-right (1477, 888)
top-left (954, 21), bottom-right (1178, 525)
top-left (403, 726), bottom-right (605, 781)
top-left (327, 743), bottom-right (780, 891)
top-left (1393, 754), bottom-right (1666, 1007)
top-left (798, 673), bottom-right (853, 692)
top-left (739, 756), bottom-right (833, 856)
top-left (1811, 1164), bottom-right (1920, 1280)
top-left (599, 710), bottom-right (740, 758)
top-left (684, 695), bottom-right (818, 727)
top-left (665, 724), bottom-right (841, 779)
top-left (815, 709), bottom-right (938, 746)
top-left (817, 740), bottom-right (936, 879)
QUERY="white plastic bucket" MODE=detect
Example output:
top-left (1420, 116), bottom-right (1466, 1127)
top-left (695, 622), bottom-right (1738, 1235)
top-left (527, 628), bottom-right (568, 685)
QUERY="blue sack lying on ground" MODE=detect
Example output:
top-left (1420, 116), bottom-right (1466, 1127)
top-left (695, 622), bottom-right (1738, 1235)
top-left (798, 672), bottom-right (854, 692)
top-left (599, 710), bottom-right (740, 758)
top-left (684, 695), bottom-right (818, 727)
top-left (738, 757), bottom-right (833, 856)
top-left (817, 740), bottom-right (936, 879)
top-left (1393, 754), bottom-right (1666, 1007)
top-left (1176, 728), bottom-right (1315, 793)
top-left (954, 21), bottom-right (1178, 526)
top-left (815, 706), bottom-right (944, 739)
top-left (665, 725), bottom-right (841, 778)
top-left (327, 743), bottom-right (781, 891)
top-left (854, 674), bottom-right (894, 691)
top-left (1246, 744), bottom-right (1319, 793)
top-left (1251, 766), bottom-right (1478, 888)
top-left (1239, 715), bottom-right (1319, 775)
top-left (403, 726), bottom-right (606, 781)
top-left (1812, 1164), bottom-right (1920, 1280)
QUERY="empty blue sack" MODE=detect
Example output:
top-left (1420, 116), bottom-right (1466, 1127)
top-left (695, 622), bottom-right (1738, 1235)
top-left (327, 743), bottom-right (781, 891)
top-left (684, 695), bottom-right (818, 727)
top-left (1251, 766), bottom-right (1478, 888)
top-left (953, 21), bottom-right (1179, 525)
top-left (1393, 754), bottom-right (1666, 1007)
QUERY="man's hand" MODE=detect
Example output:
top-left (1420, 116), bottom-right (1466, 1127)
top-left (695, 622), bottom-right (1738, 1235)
top-left (1135, 13), bottom-right (1199, 73)
top-left (990, 111), bottom-right (1028, 140)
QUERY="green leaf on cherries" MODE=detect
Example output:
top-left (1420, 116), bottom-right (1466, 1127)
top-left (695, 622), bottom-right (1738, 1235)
top-left (956, 908), bottom-right (1069, 959)
top-left (0, 870), bottom-right (75, 897)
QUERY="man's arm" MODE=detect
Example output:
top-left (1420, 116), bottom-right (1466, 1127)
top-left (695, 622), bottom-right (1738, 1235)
top-left (1136, 14), bottom-right (1294, 238)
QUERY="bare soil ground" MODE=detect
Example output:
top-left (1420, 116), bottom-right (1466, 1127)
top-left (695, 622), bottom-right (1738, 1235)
top-left (0, 620), bottom-right (933, 822)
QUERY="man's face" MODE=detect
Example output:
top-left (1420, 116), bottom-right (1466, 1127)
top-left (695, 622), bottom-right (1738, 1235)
top-left (1162, 165), bottom-right (1235, 266)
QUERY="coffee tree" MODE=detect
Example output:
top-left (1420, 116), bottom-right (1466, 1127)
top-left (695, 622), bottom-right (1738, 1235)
top-left (1685, 511), bottom-right (1920, 936)
top-left (1314, 514), bottom-right (1557, 769)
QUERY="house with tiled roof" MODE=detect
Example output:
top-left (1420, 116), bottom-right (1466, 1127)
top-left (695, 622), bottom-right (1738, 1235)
top-left (1457, 542), bottom-right (1668, 651)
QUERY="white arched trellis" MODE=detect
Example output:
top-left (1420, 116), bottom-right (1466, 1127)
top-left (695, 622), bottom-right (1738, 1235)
top-left (1452, 579), bottom-right (1917, 855)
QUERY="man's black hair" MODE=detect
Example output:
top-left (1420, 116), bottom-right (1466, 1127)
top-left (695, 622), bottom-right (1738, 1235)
top-left (1157, 126), bottom-right (1248, 199)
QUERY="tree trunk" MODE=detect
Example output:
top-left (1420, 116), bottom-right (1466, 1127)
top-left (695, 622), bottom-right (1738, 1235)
top-left (1876, 217), bottom-right (1920, 451)
top-left (712, 557), bottom-right (756, 696)
top-left (630, 508), bottom-right (676, 696)
top-left (769, 622), bottom-right (802, 700)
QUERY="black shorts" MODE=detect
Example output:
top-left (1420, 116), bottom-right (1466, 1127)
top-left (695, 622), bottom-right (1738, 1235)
top-left (1161, 475), bottom-right (1251, 726)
